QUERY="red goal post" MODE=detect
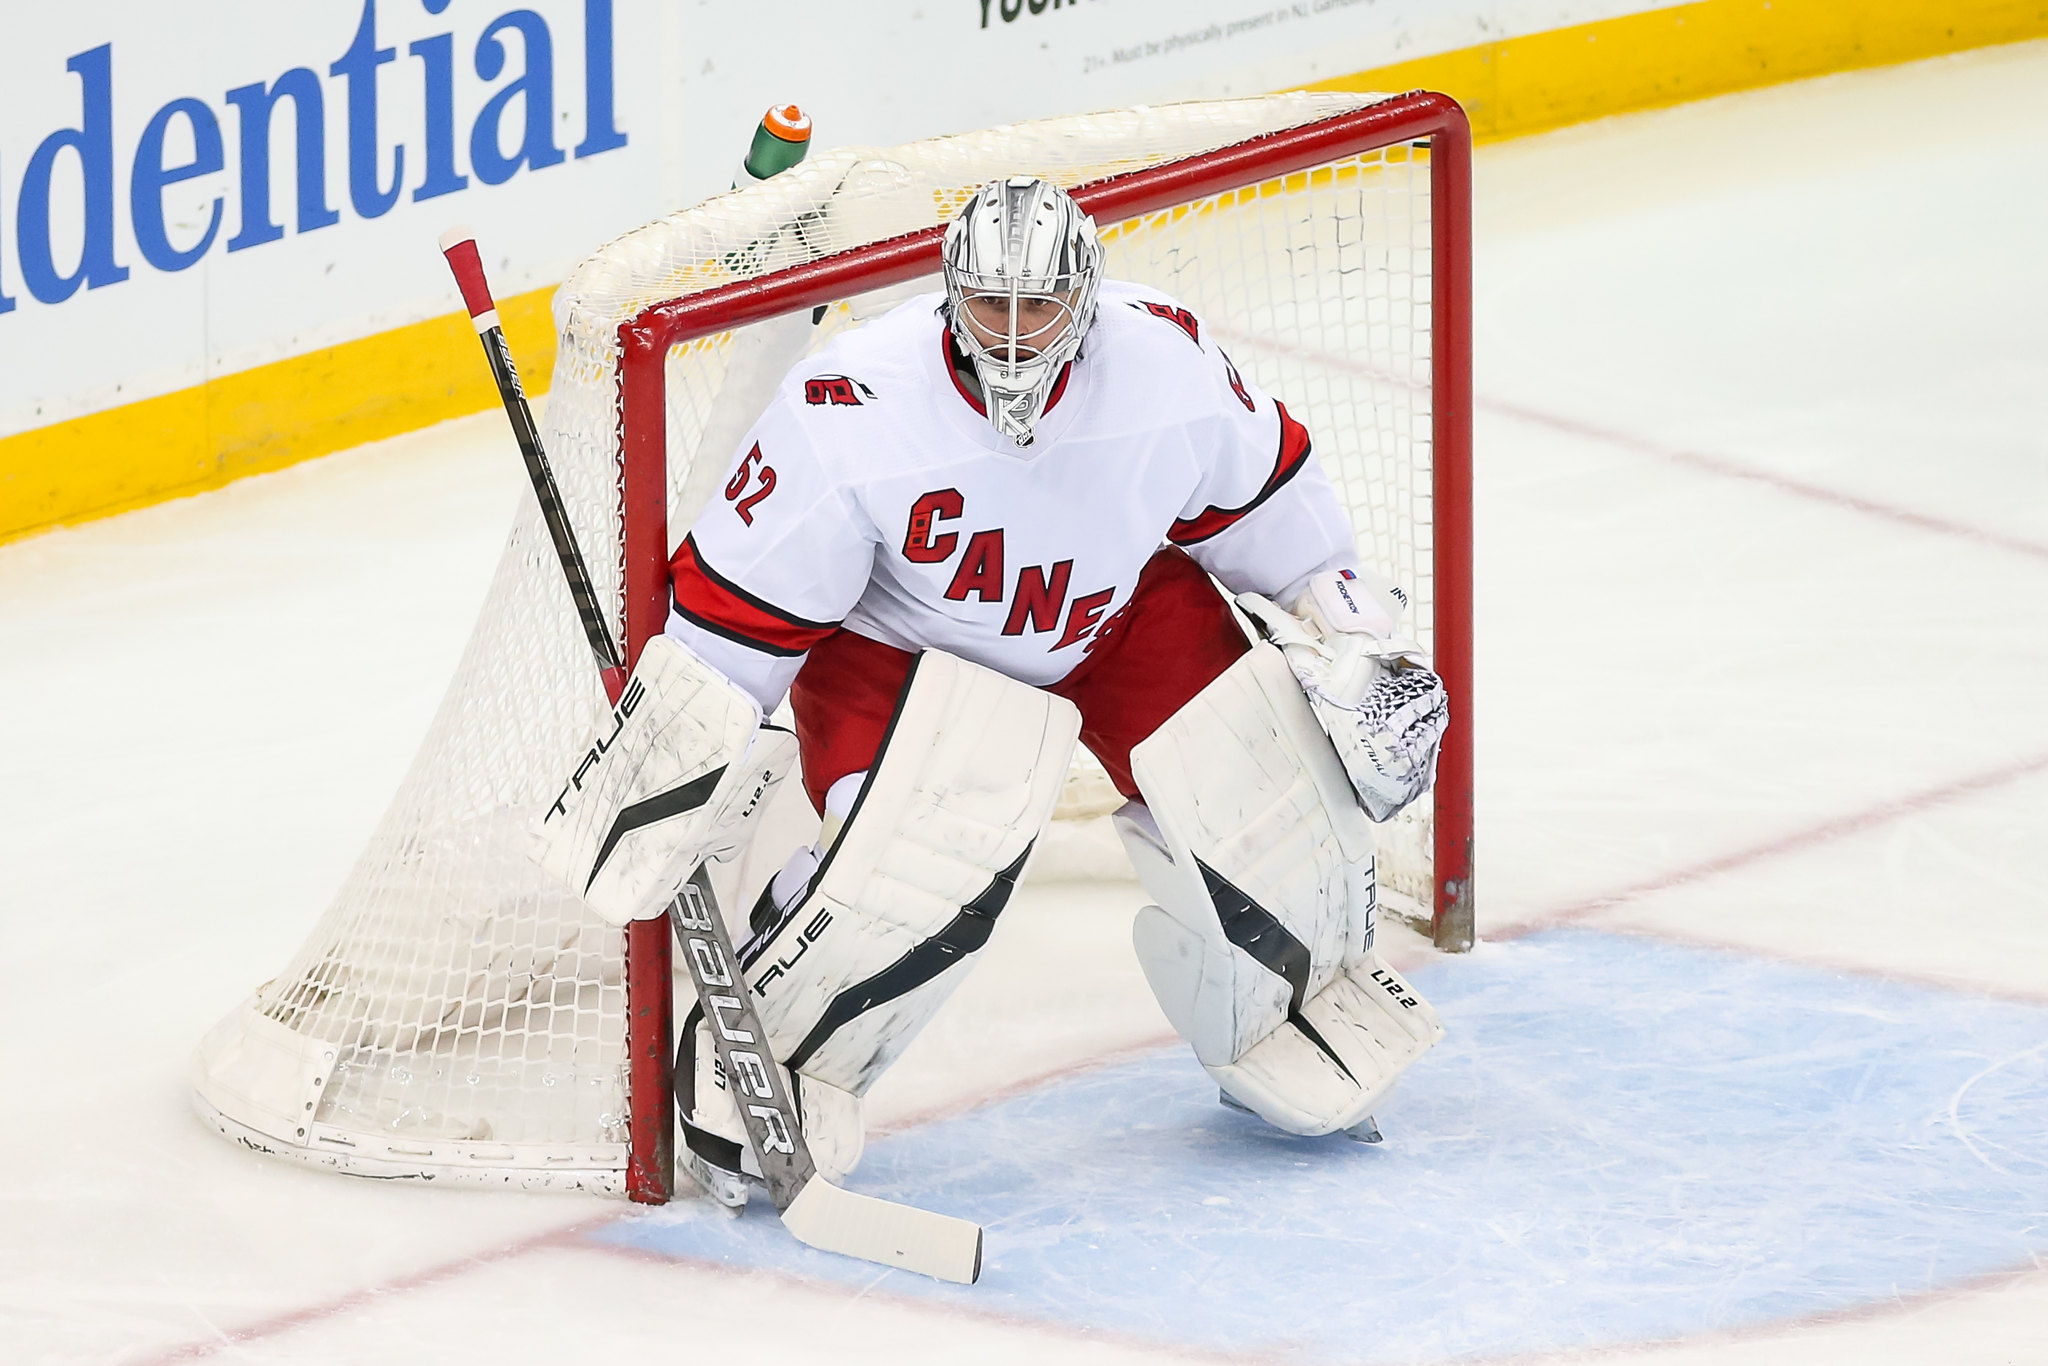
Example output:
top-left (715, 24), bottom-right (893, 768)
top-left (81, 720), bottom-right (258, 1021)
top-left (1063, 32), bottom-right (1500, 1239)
top-left (611, 91), bottom-right (1474, 1201)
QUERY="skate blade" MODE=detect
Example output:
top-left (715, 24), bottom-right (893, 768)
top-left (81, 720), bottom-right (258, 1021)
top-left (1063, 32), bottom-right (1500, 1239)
top-left (1344, 1115), bottom-right (1383, 1144)
top-left (679, 1151), bottom-right (750, 1213)
top-left (1222, 1089), bottom-right (1383, 1143)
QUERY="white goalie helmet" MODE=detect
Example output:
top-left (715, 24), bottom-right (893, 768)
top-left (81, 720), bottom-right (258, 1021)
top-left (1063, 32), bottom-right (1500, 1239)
top-left (941, 176), bottom-right (1103, 446)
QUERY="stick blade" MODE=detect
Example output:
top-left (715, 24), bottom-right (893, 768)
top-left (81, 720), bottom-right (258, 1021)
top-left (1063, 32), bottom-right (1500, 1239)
top-left (781, 1177), bottom-right (983, 1284)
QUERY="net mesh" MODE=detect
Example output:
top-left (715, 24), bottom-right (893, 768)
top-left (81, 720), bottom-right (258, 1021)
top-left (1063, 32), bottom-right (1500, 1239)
top-left (194, 91), bottom-right (1438, 1184)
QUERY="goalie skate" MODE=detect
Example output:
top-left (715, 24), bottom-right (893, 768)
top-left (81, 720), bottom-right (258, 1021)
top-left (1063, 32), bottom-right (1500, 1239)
top-left (677, 1007), bottom-right (864, 1211)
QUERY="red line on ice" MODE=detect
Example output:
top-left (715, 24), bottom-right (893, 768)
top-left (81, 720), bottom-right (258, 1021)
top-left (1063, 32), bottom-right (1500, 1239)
top-left (1494, 748), bottom-right (2048, 1008)
top-left (1480, 397), bottom-right (2048, 564)
top-left (1449, 1261), bottom-right (2048, 1366)
top-left (1531, 748), bottom-right (2048, 925)
top-left (130, 1216), bottom-right (616, 1364)
top-left (128, 1041), bottom-right (1188, 1362)
top-left (582, 1237), bottom-right (1261, 1366)
top-left (1213, 325), bottom-right (2048, 563)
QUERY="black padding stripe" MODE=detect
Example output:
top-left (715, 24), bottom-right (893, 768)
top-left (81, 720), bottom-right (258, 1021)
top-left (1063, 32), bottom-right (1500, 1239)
top-left (1197, 859), bottom-right (1312, 1014)
top-left (681, 1118), bottom-right (746, 1175)
top-left (784, 840), bottom-right (1033, 1073)
top-left (585, 765), bottom-right (726, 892)
top-left (675, 1002), bottom-right (704, 1115)
top-left (1197, 859), bottom-right (1361, 1085)
top-left (744, 877), bottom-right (784, 941)
top-left (1287, 1009), bottom-right (1359, 1086)
top-left (675, 999), bottom-right (755, 1173)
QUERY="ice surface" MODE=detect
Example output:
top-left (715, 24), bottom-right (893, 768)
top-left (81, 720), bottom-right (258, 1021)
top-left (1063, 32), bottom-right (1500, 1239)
top-left (597, 929), bottom-right (2048, 1362)
top-left (2, 38), bottom-right (2046, 1366)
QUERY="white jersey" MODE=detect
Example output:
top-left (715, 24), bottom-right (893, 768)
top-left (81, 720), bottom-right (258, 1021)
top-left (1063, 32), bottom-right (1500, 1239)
top-left (667, 281), bottom-right (1360, 709)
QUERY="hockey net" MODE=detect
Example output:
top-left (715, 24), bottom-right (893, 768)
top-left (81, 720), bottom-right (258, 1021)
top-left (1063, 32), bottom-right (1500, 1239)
top-left (191, 90), bottom-right (1471, 1200)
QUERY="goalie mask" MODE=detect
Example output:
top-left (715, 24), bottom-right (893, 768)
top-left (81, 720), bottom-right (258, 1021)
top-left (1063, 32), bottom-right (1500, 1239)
top-left (942, 177), bottom-right (1103, 447)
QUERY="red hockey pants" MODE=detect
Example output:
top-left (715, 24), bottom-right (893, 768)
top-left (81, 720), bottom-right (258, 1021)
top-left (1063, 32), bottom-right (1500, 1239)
top-left (787, 546), bottom-right (1250, 812)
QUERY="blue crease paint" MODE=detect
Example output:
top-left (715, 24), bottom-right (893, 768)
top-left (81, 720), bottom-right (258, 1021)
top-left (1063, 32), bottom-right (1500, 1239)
top-left (595, 930), bottom-right (2048, 1363)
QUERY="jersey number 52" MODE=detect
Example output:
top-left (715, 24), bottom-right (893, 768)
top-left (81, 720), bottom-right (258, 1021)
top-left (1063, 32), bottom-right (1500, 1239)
top-left (725, 443), bottom-right (777, 525)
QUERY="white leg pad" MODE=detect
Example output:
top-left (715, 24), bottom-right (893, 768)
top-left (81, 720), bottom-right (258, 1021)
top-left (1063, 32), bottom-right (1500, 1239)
top-left (1207, 958), bottom-right (1441, 1135)
top-left (743, 650), bottom-right (1081, 1099)
top-left (1123, 643), bottom-right (1444, 1135)
top-left (681, 1014), bottom-right (865, 1185)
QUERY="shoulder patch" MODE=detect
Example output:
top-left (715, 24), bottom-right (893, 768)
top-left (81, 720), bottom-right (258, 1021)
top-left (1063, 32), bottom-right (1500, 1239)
top-left (1130, 300), bottom-right (1200, 346)
top-left (803, 374), bottom-right (877, 406)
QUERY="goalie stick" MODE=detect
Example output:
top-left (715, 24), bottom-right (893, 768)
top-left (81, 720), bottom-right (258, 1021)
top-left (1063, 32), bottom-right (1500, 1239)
top-left (435, 234), bottom-right (625, 697)
top-left (439, 227), bottom-right (983, 1285)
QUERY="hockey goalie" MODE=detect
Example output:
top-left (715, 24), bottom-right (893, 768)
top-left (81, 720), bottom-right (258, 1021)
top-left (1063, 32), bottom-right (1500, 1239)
top-left (534, 178), bottom-right (1450, 1206)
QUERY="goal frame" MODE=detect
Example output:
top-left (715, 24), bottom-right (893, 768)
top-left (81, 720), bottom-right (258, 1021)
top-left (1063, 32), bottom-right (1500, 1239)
top-left (608, 90), bottom-right (1473, 1203)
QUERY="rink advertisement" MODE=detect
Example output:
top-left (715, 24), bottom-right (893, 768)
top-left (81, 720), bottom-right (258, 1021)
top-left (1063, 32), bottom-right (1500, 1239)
top-left (1, 0), bottom-right (649, 528)
top-left (3, 0), bottom-right (2045, 542)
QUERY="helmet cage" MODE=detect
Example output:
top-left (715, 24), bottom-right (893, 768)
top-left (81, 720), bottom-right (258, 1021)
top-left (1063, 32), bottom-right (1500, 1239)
top-left (942, 178), bottom-right (1103, 445)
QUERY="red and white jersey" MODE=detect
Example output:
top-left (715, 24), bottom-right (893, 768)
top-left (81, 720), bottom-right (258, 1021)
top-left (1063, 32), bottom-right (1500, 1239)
top-left (666, 281), bottom-right (1360, 709)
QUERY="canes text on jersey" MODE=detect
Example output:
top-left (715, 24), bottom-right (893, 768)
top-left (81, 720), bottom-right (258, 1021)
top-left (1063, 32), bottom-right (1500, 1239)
top-left (902, 488), bottom-right (1119, 652)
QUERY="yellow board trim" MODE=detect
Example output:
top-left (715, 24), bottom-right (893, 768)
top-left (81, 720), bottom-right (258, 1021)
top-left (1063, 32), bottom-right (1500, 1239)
top-left (1305, 0), bottom-right (2048, 142)
top-left (5, 0), bottom-right (2045, 546)
top-left (0, 285), bottom-right (556, 543)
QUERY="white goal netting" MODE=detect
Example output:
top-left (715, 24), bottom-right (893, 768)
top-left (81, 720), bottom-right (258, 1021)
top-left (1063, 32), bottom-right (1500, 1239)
top-left (191, 90), bottom-right (1439, 1192)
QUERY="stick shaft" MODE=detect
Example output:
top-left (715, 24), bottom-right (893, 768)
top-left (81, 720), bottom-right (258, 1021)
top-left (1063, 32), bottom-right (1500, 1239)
top-left (440, 232), bottom-right (626, 685)
top-left (672, 866), bottom-right (981, 1281)
top-left (670, 866), bottom-right (818, 1208)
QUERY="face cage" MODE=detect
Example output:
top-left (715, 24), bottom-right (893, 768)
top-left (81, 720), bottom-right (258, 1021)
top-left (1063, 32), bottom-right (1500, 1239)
top-left (944, 271), bottom-right (1101, 444)
top-left (954, 285), bottom-right (1084, 374)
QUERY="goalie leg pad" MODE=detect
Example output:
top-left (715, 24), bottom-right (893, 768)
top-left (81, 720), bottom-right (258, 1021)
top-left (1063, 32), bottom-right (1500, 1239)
top-left (678, 1009), bottom-right (864, 1191)
top-left (532, 635), bottom-right (798, 926)
top-left (1204, 956), bottom-right (1442, 1135)
top-left (1121, 642), bottom-right (1443, 1135)
top-left (742, 650), bottom-right (1081, 1099)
